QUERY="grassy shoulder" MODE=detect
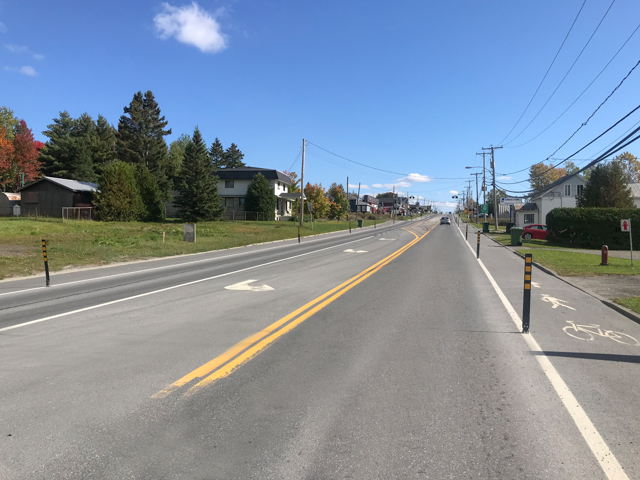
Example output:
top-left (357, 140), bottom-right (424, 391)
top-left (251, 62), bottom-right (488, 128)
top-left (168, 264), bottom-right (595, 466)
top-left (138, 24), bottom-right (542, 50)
top-left (519, 249), bottom-right (638, 276)
top-left (613, 297), bottom-right (640, 315)
top-left (0, 217), bottom-right (384, 281)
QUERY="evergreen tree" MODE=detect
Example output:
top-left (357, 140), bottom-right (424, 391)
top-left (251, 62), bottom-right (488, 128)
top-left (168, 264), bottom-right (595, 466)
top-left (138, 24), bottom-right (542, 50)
top-left (94, 161), bottom-right (145, 221)
top-left (116, 90), bottom-right (172, 199)
top-left (244, 172), bottom-right (276, 221)
top-left (577, 160), bottom-right (634, 208)
top-left (39, 111), bottom-right (76, 178)
top-left (175, 127), bottom-right (223, 221)
top-left (209, 137), bottom-right (225, 170)
top-left (136, 165), bottom-right (165, 221)
top-left (93, 115), bottom-right (117, 176)
top-left (223, 143), bottom-right (245, 168)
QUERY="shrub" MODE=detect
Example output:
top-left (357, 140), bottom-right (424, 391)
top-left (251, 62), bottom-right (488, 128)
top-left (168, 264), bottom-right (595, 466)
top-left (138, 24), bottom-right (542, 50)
top-left (546, 207), bottom-right (640, 250)
top-left (94, 161), bottom-right (145, 221)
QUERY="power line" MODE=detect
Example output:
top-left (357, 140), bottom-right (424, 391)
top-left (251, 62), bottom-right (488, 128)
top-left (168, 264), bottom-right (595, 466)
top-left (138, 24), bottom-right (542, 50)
top-left (499, 100), bottom-right (640, 180)
top-left (504, 0), bottom-right (617, 146)
top-left (496, 0), bottom-right (587, 145)
top-left (286, 147), bottom-right (302, 172)
top-left (306, 141), bottom-right (409, 176)
top-left (507, 23), bottom-right (640, 149)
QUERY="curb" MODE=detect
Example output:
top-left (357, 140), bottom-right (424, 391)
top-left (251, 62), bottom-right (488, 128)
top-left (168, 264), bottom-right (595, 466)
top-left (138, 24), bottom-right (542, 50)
top-left (477, 226), bottom-right (640, 326)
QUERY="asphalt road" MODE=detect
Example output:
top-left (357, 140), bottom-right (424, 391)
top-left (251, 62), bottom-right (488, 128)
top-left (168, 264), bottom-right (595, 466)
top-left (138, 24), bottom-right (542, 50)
top-left (1, 215), bottom-right (639, 479)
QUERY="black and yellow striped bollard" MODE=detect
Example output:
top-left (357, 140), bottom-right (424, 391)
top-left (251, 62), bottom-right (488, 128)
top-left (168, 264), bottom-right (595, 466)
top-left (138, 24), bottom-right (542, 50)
top-left (522, 254), bottom-right (532, 333)
top-left (476, 231), bottom-right (480, 259)
top-left (42, 239), bottom-right (50, 287)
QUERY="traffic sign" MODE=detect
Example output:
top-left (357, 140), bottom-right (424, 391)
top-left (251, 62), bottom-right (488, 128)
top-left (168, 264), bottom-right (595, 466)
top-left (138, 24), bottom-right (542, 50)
top-left (481, 204), bottom-right (488, 214)
top-left (621, 219), bottom-right (630, 232)
top-left (500, 196), bottom-right (521, 205)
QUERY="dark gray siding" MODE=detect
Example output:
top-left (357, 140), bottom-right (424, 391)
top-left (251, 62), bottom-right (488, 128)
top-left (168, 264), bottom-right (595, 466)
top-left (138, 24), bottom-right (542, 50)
top-left (20, 181), bottom-right (75, 217)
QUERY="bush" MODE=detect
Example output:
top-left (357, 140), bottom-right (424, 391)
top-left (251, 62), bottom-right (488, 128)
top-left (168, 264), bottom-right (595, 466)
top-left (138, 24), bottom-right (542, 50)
top-left (546, 207), bottom-right (640, 250)
top-left (94, 161), bottom-right (145, 221)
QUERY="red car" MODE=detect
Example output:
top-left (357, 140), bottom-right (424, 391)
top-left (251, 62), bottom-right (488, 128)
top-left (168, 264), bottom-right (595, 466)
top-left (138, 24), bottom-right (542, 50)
top-left (522, 224), bottom-right (548, 240)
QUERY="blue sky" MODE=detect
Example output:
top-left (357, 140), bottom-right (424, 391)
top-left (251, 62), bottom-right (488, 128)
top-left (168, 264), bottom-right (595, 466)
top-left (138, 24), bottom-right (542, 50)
top-left (2, 0), bottom-right (639, 211)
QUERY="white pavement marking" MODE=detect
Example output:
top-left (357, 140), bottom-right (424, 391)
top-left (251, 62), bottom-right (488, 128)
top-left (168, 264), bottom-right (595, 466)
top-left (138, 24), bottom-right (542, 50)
top-left (0, 235), bottom-right (375, 333)
top-left (541, 294), bottom-right (576, 310)
top-left (225, 280), bottom-right (274, 292)
top-left (343, 249), bottom-right (368, 253)
top-left (531, 281), bottom-right (541, 288)
top-left (455, 223), bottom-right (628, 480)
top-left (378, 238), bottom-right (394, 241)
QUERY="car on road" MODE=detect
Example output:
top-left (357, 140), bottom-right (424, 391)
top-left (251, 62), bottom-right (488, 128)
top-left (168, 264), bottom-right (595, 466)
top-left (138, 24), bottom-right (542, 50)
top-left (440, 217), bottom-right (450, 225)
top-left (522, 224), bottom-right (548, 240)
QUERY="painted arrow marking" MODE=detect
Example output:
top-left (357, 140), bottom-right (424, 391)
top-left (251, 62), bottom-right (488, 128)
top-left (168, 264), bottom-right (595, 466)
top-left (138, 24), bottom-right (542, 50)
top-left (541, 294), bottom-right (575, 310)
top-left (531, 281), bottom-right (541, 288)
top-left (344, 249), bottom-right (368, 253)
top-left (225, 280), bottom-right (274, 292)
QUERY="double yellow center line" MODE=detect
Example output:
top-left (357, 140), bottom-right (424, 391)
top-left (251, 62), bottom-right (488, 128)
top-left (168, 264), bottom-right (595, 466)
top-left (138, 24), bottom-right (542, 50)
top-left (153, 223), bottom-right (436, 399)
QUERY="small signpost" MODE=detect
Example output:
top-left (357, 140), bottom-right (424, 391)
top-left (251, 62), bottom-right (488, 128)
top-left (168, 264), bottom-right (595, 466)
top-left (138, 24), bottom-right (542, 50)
top-left (621, 219), bottom-right (633, 267)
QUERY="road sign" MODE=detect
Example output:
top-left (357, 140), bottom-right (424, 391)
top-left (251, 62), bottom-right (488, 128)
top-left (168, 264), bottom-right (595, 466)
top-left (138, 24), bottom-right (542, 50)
top-left (481, 204), bottom-right (488, 214)
top-left (500, 196), bottom-right (521, 205)
top-left (621, 219), bottom-right (630, 232)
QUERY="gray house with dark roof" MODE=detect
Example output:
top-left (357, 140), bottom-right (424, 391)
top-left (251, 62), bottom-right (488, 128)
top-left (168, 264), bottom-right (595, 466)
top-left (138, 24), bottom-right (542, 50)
top-left (18, 176), bottom-right (98, 218)
top-left (216, 167), bottom-right (293, 219)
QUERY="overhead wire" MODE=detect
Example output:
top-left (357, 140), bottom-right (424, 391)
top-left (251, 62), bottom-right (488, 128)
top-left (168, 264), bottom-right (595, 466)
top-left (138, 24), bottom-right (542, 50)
top-left (496, 0), bottom-right (587, 145)
top-left (507, 24), bottom-right (640, 149)
top-left (504, 0), bottom-right (617, 146)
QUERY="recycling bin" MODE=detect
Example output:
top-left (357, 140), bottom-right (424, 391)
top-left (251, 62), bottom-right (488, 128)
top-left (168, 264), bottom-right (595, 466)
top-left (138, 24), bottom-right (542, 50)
top-left (482, 222), bottom-right (490, 233)
top-left (510, 227), bottom-right (523, 246)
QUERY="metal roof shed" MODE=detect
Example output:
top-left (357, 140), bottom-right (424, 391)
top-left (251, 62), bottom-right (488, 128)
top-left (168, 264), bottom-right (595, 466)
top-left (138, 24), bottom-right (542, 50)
top-left (18, 177), bottom-right (98, 218)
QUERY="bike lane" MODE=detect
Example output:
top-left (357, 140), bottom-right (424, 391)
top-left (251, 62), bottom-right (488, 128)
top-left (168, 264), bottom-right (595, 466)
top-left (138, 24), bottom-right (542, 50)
top-left (458, 222), bottom-right (640, 480)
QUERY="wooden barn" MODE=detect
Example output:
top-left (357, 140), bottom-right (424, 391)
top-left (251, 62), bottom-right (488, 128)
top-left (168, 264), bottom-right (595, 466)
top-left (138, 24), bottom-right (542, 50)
top-left (18, 177), bottom-right (98, 218)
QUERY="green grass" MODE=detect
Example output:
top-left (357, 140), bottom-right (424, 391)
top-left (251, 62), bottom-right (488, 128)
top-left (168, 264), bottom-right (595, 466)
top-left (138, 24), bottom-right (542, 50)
top-left (613, 297), bottom-right (640, 314)
top-left (519, 249), bottom-right (639, 276)
top-left (0, 217), bottom-right (380, 280)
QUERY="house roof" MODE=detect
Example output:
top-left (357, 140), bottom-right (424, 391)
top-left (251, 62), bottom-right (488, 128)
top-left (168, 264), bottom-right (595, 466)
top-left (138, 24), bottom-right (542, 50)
top-left (521, 202), bottom-right (538, 211)
top-left (628, 183), bottom-right (640, 198)
top-left (215, 167), bottom-right (292, 184)
top-left (531, 173), bottom-right (586, 199)
top-left (18, 176), bottom-right (98, 193)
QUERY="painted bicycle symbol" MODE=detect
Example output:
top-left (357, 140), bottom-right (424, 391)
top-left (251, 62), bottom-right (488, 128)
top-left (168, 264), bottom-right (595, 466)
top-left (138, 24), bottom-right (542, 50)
top-left (562, 320), bottom-right (640, 346)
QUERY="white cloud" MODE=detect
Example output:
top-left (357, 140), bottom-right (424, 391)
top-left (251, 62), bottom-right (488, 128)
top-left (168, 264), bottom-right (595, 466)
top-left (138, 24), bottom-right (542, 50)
top-left (348, 183), bottom-right (370, 190)
top-left (497, 175), bottom-right (512, 180)
top-left (398, 173), bottom-right (431, 183)
top-left (0, 23), bottom-right (6, 33)
top-left (5, 44), bottom-right (44, 60)
top-left (154, 2), bottom-right (227, 53)
top-left (4, 65), bottom-right (37, 76)
top-left (371, 181), bottom-right (412, 190)
top-left (449, 190), bottom-right (458, 195)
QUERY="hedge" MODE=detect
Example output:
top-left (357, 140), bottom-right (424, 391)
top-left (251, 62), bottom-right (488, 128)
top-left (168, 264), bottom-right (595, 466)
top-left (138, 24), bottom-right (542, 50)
top-left (546, 208), bottom-right (640, 250)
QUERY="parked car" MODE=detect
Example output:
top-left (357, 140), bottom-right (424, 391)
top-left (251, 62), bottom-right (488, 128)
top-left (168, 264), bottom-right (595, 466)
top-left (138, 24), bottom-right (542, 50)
top-left (522, 224), bottom-right (548, 240)
top-left (440, 217), bottom-right (450, 225)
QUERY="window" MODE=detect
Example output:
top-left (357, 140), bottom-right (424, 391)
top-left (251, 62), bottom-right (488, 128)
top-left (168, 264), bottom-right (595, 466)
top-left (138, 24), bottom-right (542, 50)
top-left (576, 184), bottom-right (583, 196)
top-left (225, 180), bottom-right (234, 188)
top-left (225, 198), bottom-right (234, 207)
top-left (524, 214), bottom-right (534, 224)
top-left (564, 184), bottom-right (571, 196)
top-left (239, 198), bottom-right (245, 206)
top-left (23, 192), bottom-right (38, 203)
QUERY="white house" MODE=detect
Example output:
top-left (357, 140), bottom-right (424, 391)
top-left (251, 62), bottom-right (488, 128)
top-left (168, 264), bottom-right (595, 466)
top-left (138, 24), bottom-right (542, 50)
top-left (515, 174), bottom-right (587, 227)
top-left (216, 167), bottom-right (293, 220)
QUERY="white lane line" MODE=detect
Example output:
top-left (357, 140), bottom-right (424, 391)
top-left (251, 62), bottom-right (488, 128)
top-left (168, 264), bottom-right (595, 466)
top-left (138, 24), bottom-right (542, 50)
top-left (455, 223), bottom-right (629, 480)
top-left (0, 235), bottom-right (377, 333)
top-left (0, 230), bottom-right (392, 297)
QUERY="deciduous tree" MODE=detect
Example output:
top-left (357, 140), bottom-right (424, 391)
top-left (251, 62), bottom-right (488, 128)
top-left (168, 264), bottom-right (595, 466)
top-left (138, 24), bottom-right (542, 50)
top-left (304, 182), bottom-right (329, 218)
top-left (612, 151), bottom-right (640, 183)
top-left (327, 183), bottom-right (349, 220)
top-left (0, 107), bottom-right (19, 140)
top-left (528, 163), bottom-right (568, 194)
top-left (577, 160), bottom-right (634, 208)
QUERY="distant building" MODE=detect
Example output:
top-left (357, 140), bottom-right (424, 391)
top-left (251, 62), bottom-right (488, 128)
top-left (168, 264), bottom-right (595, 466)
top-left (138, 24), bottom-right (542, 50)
top-left (0, 192), bottom-right (20, 216)
top-left (18, 177), bottom-right (98, 218)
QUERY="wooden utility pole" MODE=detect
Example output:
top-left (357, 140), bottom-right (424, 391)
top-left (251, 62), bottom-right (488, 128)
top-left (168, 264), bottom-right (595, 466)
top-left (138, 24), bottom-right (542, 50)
top-left (470, 172), bottom-right (481, 223)
top-left (299, 139), bottom-right (306, 227)
top-left (482, 145), bottom-right (503, 230)
top-left (476, 151), bottom-right (489, 207)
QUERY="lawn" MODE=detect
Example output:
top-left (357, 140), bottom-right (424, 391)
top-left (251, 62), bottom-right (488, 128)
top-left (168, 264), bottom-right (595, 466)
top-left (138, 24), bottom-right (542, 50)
top-left (613, 297), bottom-right (640, 315)
top-left (519, 249), bottom-right (639, 276)
top-left (0, 217), bottom-right (382, 280)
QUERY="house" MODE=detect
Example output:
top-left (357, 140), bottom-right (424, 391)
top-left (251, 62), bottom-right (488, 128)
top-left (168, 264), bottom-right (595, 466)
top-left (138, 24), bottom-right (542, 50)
top-left (347, 194), bottom-right (372, 213)
top-left (216, 167), bottom-right (293, 220)
top-left (362, 195), bottom-right (379, 213)
top-left (18, 177), bottom-right (98, 218)
top-left (515, 174), bottom-right (587, 227)
top-left (378, 196), bottom-right (401, 214)
top-left (629, 183), bottom-right (640, 208)
top-left (0, 192), bottom-right (20, 216)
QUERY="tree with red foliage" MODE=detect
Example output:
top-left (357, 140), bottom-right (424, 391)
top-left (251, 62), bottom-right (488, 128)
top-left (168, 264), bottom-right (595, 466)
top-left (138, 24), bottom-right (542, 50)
top-left (0, 120), bottom-right (43, 191)
top-left (0, 127), bottom-right (16, 191)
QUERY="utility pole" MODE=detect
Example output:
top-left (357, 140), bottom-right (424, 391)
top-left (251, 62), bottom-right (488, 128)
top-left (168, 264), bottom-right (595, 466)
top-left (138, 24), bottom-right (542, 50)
top-left (476, 151), bottom-right (489, 207)
top-left (465, 180), bottom-right (472, 214)
top-left (299, 139), bottom-right (306, 228)
top-left (346, 176), bottom-right (349, 221)
top-left (470, 173), bottom-right (481, 223)
top-left (482, 145), bottom-right (503, 230)
top-left (392, 186), bottom-right (396, 223)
